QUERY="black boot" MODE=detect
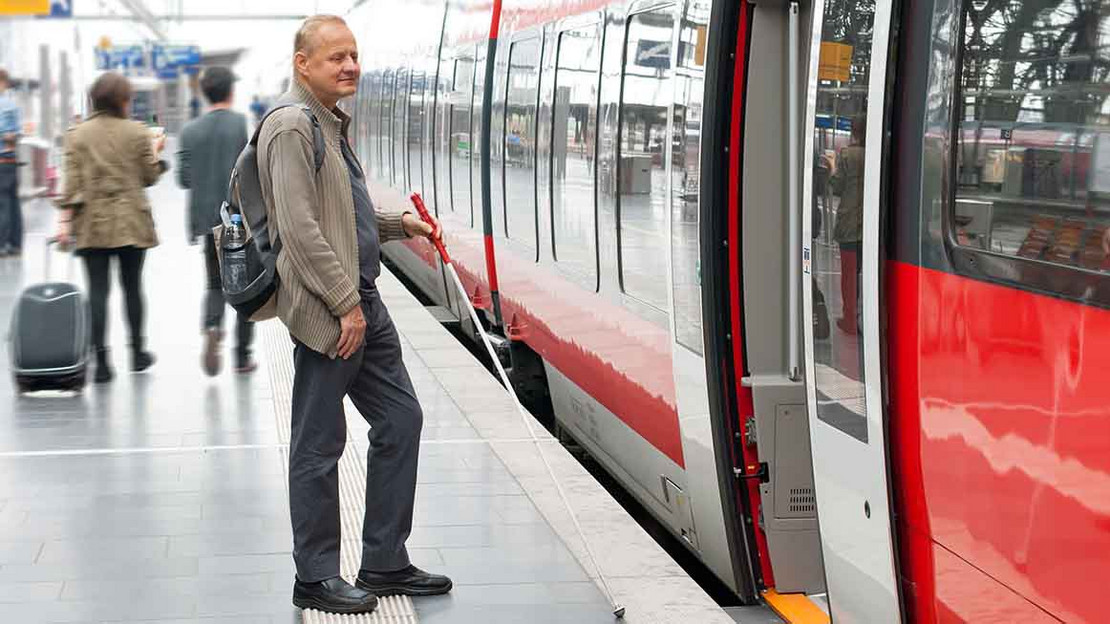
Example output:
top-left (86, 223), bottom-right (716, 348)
top-left (93, 348), bottom-right (114, 384)
top-left (131, 341), bottom-right (156, 373)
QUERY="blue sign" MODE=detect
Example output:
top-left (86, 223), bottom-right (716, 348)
top-left (50, 0), bottom-right (73, 18)
top-left (635, 40), bottom-right (671, 69)
top-left (152, 44), bottom-right (201, 72)
top-left (815, 115), bottom-right (853, 132)
top-left (94, 45), bottom-right (144, 71)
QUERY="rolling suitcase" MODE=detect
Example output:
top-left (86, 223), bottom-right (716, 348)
top-left (9, 239), bottom-right (88, 393)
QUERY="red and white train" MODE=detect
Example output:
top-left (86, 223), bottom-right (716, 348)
top-left (345, 0), bottom-right (1110, 621)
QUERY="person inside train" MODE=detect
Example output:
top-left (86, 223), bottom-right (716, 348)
top-left (258, 14), bottom-right (449, 614)
top-left (56, 72), bottom-right (167, 383)
top-left (824, 114), bottom-right (866, 335)
top-left (176, 66), bottom-right (257, 376)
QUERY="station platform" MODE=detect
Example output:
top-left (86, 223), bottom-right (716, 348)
top-left (0, 176), bottom-right (783, 623)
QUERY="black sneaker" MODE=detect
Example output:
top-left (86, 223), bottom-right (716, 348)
top-left (356, 565), bottom-right (453, 597)
top-left (293, 577), bottom-right (378, 614)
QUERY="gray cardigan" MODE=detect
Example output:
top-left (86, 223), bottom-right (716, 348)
top-left (258, 80), bottom-right (409, 357)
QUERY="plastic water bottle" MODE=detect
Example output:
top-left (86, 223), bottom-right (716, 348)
top-left (223, 214), bottom-right (250, 294)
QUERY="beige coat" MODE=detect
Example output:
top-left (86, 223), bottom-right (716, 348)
top-left (59, 113), bottom-right (164, 250)
top-left (258, 81), bottom-right (409, 358)
top-left (830, 144), bottom-right (865, 245)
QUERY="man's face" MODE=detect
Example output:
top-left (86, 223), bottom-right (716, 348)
top-left (296, 22), bottom-right (360, 104)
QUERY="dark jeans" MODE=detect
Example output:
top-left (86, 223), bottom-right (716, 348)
top-left (289, 294), bottom-right (422, 582)
top-left (203, 233), bottom-right (254, 364)
top-left (0, 162), bottom-right (22, 253)
top-left (81, 247), bottom-right (147, 351)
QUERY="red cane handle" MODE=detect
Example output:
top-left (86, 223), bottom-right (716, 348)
top-left (410, 193), bottom-right (451, 265)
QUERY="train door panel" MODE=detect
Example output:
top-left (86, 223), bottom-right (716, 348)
top-left (740, 0), bottom-right (826, 596)
top-left (799, 0), bottom-right (902, 618)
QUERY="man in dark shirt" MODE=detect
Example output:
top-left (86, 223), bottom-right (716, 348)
top-left (340, 135), bottom-right (380, 298)
top-left (177, 67), bottom-right (256, 375)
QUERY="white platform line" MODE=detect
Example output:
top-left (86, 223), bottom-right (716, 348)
top-left (0, 443), bottom-right (287, 458)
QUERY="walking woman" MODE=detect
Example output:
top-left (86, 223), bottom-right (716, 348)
top-left (56, 72), bottom-right (167, 383)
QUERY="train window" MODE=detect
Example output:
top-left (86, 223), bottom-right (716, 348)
top-left (422, 66), bottom-right (437, 212)
top-left (380, 69), bottom-right (395, 183)
top-left (673, 10), bottom-right (706, 355)
top-left (807, 0), bottom-right (880, 444)
top-left (409, 70), bottom-right (426, 197)
top-left (618, 9), bottom-right (674, 312)
top-left (366, 72), bottom-right (381, 179)
top-left (472, 50), bottom-right (487, 229)
top-left (552, 26), bottom-right (602, 285)
top-left (951, 0), bottom-right (1110, 304)
top-left (434, 56), bottom-right (454, 215)
top-left (394, 69), bottom-right (409, 188)
top-left (450, 56), bottom-right (476, 223)
top-left (505, 38), bottom-right (541, 250)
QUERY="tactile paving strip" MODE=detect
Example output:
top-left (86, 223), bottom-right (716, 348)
top-left (263, 321), bottom-right (419, 624)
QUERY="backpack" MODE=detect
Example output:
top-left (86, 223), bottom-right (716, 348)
top-left (214, 104), bottom-right (324, 321)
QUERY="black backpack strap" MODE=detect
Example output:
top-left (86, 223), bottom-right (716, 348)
top-left (248, 104), bottom-right (325, 172)
top-left (225, 104), bottom-right (326, 213)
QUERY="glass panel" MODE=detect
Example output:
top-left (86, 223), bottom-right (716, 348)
top-left (422, 68), bottom-right (436, 211)
top-left (674, 5), bottom-right (706, 354)
top-left (955, 0), bottom-right (1110, 276)
top-left (380, 69), bottom-right (394, 183)
top-left (809, 0), bottom-right (876, 444)
top-left (366, 72), bottom-right (380, 179)
top-left (552, 26), bottom-right (601, 283)
top-left (450, 56), bottom-right (475, 219)
top-left (409, 70), bottom-right (426, 195)
top-left (472, 51), bottom-right (486, 228)
top-left (505, 39), bottom-right (541, 248)
top-left (394, 69), bottom-right (409, 187)
top-left (435, 57), bottom-right (454, 215)
top-left (619, 9), bottom-right (674, 311)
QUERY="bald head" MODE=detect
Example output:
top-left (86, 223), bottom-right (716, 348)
top-left (293, 15), bottom-right (360, 108)
top-left (294, 15), bottom-right (348, 56)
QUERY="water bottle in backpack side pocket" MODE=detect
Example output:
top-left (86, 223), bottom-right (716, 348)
top-left (223, 214), bottom-right (251, 295)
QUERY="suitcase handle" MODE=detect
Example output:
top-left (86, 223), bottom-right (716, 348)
top-left (43, 237), bottom-right (75, 283)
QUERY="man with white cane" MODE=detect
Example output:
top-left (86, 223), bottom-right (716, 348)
top-left (258, 14), bottom-right (450, 614)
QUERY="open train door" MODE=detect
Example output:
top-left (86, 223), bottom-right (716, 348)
top-left (799, 0), bottom-right (904, 618)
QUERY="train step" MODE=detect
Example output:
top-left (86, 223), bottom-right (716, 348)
top-left (426, 305), bottom-right (460, 329)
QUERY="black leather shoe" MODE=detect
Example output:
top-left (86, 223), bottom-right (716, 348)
top-left (293, 576), bottom-right (379, 614)
top-left (356, 565), bottom-right (453, 596)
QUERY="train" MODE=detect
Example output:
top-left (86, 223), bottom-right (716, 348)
top-left (343, 0), bottom-right (1110, 621)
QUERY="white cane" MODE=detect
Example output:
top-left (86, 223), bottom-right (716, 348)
top-left (410, 193), bottom-right (625, 619)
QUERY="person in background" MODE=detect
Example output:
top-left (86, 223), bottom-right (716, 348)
top-left (250, 95), bottom-right (266, 125)
top-left (0, 68), bottom-right (23, 257)
top-left (260, 15), bottom-right (449, 614)
top-left (56, 72), bottom-right (167, 383)
top-left (177, 66), bottom-right (256, 376)
top-left (824, 114), bottom-right (866, 335)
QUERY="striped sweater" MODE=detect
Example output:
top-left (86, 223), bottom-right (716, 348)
top-left (258, 80), bottom-right (409, 357)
